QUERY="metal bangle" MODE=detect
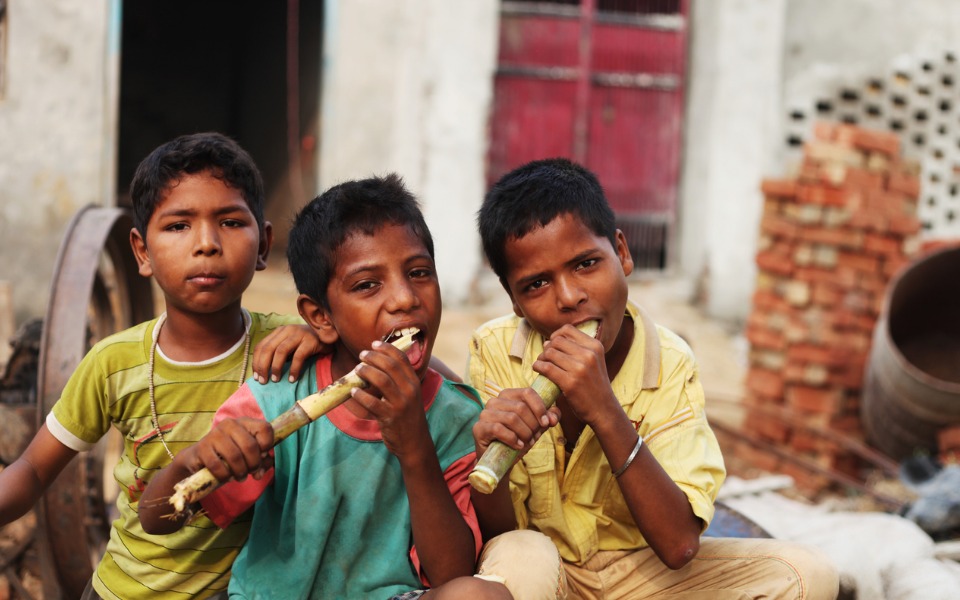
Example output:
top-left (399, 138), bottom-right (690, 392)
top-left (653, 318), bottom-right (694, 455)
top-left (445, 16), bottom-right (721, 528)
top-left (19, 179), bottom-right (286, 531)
top-left (612, 435), bottom-right (643, 479)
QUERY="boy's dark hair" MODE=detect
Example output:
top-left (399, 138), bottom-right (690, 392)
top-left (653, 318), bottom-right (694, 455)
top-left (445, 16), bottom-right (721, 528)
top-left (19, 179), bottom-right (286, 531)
top-left (287, 173), bottom-right (434, 308)
top-left (130, 132), bottom-right (266, 239)
top-left (478, 157), bottom-right (617, 281)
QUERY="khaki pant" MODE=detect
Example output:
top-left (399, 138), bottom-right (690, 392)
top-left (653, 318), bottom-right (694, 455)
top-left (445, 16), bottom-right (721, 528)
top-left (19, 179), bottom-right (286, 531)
top-left (477, 532), bottom-right (839, 600)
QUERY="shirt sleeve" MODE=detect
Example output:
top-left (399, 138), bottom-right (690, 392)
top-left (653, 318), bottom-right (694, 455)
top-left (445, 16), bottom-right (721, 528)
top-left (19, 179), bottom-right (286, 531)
top-left (200, 384), bottom-right (275, 529)
top-left (639, 344), bottom-right (724, 530)
top-left (49, 347), bottom-right (112, 450)
top-left (408, 452), bottom-right (483, 586)
top-left (465, 327), bottom-right (535, 528)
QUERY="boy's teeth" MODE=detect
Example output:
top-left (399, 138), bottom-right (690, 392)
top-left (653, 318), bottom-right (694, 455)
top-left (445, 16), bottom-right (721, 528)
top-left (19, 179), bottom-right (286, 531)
top-left (386, 327), bottom-right (420, 342)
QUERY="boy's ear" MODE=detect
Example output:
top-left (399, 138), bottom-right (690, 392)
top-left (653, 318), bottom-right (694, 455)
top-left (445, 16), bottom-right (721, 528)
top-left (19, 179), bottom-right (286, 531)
top-left (129, 228), bottom-right (153, 278)
top-left (296, 294), bottom-right (339, 345)
top-left (256, 221), bottom-right (274, 271)
top-left (614, 229), bottom-right (634, 277)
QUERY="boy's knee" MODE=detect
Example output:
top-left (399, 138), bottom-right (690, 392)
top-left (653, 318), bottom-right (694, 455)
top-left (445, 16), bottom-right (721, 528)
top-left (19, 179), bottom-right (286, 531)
top-left (789, 543), bottom-right (839, 600)
top-left (476, 530), bottom-right (567, 600)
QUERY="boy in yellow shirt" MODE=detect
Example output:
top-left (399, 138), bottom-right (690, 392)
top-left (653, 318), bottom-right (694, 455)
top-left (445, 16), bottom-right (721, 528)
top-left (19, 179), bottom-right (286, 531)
top-left (468, 158), bottom-right (839, 599)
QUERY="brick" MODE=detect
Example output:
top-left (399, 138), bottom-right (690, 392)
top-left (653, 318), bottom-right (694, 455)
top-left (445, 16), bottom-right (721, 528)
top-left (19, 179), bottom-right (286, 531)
top-left (813, 122), bottom-right (839, 141)
top-left (750, 349), bottom-right (787, 371)
top-left (865, 151), bottom-right (892, 172)
top-left (734, 444), bottom-right (782, 474)
top-left (794, 244), bottom-right (814, 266)
top-left (752, 289), bottom-right (790, 313)
top-left (785, 363), bottom-right (829, 386)
top-left (796, 226), bottom-right (864, 249)
top-left (783, 203), bottom-right (825, 225)
top-left (823, 206), bottom-right (853, 227)
top-left (791, 430), bottom-right (829, 453)
top-left (887, 169), bottom-right (921, 198)
top-left (756, 250), bottom-right (795, 277)
top-left (782, 280), bottom-right (811, 307)
top-left (811, 282), bottom-right (843, 306)
top-left (745, 412), bottom-right (791, 443)
top-left (818, 162), bottom-right (847, 187)
top-left (851, 127), bottom-right (901, 156)
top-left (795, 266), bottom-right (857, 288)
top-left (841, 168), bottom-right (885, 191)
top-left (761, 179), bottom-right (798, 199)
top-left (883, 256), bottom-right (913, 279)
top-left (847, 208), bottom-right (889, 232)
top-left (746, 323), bottom-right (787, 351)
top-left (834, 309), bottom-right (877, 333)
top-left (760, 214), bottom-right (800, 240)
top-left (804, 141), bottom-right (865, 167)
top-left (868, 189), bottom-right (917, 218)
top-left (786, 344), bottom-right (833, 365)
top-left (812, 245), bottom-right (839, 268)
top-left (797, 184), bottom-right (853, 207)
top-left (888, 212), bottom-right (921, 236)
top-left (863, 233), bottom-right (903, 257)
top-left (787, 385), bottom-right (842, 414)
top-left (837, 251), bottom-right (881, 276)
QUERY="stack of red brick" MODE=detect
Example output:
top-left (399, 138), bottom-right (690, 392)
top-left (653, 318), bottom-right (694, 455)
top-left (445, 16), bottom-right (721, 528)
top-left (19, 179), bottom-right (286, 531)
top-left (742, 122), bottom-right (921, 492)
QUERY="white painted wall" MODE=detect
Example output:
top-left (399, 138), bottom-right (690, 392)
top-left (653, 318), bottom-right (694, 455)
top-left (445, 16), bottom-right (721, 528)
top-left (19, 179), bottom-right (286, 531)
top-left (679, 0), bottom-right (787, 323)
top-left (319, 0), bottom-right (499, 306)
top-left (0, 0), bottom-right (119, 322)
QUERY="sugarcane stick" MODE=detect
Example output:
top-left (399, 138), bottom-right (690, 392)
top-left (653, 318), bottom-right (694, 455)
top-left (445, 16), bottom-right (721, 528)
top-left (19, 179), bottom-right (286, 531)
top-left (469, 320), bottom-right (599, 494)
top-left (168, 328), bottom-right (419, 517)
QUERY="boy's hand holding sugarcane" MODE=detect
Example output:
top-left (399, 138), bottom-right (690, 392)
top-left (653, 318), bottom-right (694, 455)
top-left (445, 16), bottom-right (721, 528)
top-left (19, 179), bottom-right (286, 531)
top-left (470, 322), bottom-right (607, 534)
top-left (138, 417), bottom-right (276, 533)
top-left (138, 331), bottom-right (422, 533)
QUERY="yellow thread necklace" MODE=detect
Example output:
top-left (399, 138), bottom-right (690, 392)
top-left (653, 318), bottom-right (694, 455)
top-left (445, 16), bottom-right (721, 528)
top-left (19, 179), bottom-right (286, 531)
top-left (148, 310), bottom-right (252, 460)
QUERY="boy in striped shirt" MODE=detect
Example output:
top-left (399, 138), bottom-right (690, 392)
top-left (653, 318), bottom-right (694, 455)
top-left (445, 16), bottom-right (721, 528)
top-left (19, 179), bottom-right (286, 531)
top-left (0, 132), bottom-right (317, 600)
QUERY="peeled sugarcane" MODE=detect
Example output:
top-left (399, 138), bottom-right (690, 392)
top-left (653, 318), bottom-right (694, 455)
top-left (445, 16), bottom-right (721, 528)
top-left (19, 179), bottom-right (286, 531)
top-left (168, 328), bottom-right (420, 518)
top-left (469, 320), bottom-right (599, 494)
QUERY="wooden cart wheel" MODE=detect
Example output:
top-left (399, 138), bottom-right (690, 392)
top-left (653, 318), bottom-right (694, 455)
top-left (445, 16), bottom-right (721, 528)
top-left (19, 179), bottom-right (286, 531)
top-left (36, 205), bottom-right (155, 599)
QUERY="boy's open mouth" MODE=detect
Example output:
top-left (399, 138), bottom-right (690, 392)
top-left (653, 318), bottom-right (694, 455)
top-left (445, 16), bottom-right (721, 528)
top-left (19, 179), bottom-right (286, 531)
top-left (382, 327), bottom-right (426, 368)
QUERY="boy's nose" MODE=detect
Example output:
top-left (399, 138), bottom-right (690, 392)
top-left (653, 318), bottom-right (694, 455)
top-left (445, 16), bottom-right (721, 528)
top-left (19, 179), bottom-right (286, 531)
top-left (194, 224), bottom-right (222, 255)
top-left (386, 279), bottom-right (419, 312)
top-left (555, 277), bottom-right (587, 310)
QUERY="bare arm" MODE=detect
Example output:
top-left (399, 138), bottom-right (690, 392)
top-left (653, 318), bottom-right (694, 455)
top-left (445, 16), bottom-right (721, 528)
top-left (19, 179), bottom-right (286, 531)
top-left (139, 417), bottom-right (274, 534)
top-left (351, 342), bottom-right (477, 584)
top-left (469, 387), bottom-right (561, 539)
top-left (0, 425), bottom-right (77, 526)
top-left (536, 325), bottom-right (701, 569)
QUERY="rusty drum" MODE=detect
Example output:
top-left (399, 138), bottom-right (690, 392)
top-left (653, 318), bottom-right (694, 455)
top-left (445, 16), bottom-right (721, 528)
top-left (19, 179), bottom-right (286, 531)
top-left (863, 245), bottom-right (960, 460)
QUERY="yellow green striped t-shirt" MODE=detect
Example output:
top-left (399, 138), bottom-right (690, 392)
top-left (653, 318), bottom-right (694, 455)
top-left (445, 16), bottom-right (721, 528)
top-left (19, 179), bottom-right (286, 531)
top-left (47, 310), bottom-right (302, 600)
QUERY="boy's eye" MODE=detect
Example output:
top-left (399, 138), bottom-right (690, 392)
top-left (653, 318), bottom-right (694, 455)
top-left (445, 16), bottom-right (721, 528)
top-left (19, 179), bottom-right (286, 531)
top-left (526, 278), bottom-right (547, 292)
top-left (165, 222), bottom-right (188, 232)
top-left (351, 280), bottom-right (379, 292)
top-left (409, 267), bottom-right (434, 279)
top-left (222, 219), bottom-right (244, 228)
top-left (575, 258), bottom-right (599, 271)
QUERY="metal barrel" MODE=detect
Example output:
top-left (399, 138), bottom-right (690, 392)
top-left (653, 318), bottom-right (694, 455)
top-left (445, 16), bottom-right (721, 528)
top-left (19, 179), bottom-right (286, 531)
top-left (863, 245), bottom-right (960, 460)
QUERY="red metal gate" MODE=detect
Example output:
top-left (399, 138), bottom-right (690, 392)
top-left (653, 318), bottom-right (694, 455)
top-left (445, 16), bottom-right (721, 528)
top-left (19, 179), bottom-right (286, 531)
top-left (487, 0), bottom-right (688, 269)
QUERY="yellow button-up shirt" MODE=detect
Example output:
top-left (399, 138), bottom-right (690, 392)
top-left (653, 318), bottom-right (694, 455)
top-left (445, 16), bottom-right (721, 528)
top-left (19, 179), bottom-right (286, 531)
top-left (466, 300), bottom-right (725, 565)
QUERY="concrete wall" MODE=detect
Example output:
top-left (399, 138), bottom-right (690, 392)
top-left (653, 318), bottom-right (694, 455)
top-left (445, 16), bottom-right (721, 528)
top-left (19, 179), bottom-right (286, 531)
top-left (679, 0), bottom-right (787, 323)
top-left (0, 0), bottom-right (119, 323)
top-left (318, 0), bottom-right (499, 306)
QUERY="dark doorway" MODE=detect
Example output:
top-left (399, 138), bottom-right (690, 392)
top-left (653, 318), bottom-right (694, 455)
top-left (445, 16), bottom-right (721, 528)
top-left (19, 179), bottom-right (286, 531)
top-left (118, 0), bottom-right (322, 246)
